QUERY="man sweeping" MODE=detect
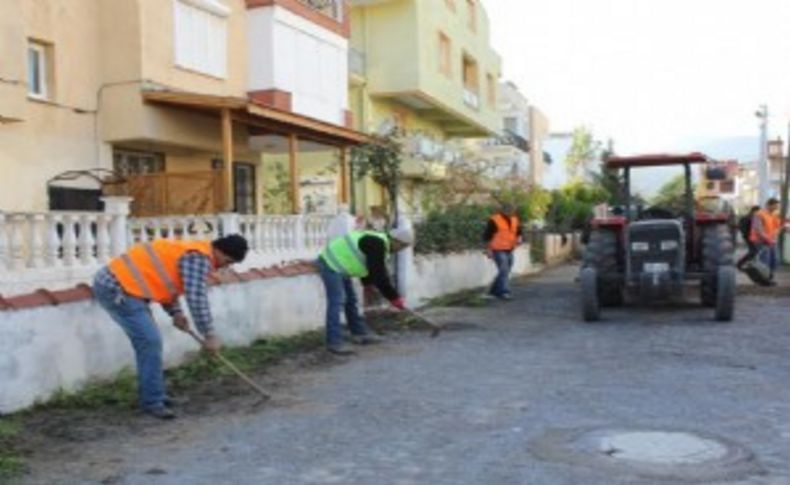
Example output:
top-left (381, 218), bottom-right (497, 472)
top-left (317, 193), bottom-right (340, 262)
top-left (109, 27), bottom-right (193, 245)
top-left (483, 203), bottom-right (523, 300)
top-left (93, 235), bottom-right (249, 419)
top-left (317, 226), bottom-right (414, 355)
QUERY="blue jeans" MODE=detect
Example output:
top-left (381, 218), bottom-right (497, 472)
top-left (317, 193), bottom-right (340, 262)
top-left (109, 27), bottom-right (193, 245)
top-left (317, 258), bottom-right (370, 346)
top-left (489, 250), bottom-right (514, 297)
top-left (757, 243), bottom-right (778, 275)
top-left (93, 275), bottom-right (166, 411)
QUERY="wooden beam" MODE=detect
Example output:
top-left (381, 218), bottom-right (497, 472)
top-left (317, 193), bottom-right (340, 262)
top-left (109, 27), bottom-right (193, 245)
top-left (289, 134), bottom-right (299, 214)
top-left (339, 147), bottom-right (349, 204)
top-left (221, 108), bottom-right (234, 212)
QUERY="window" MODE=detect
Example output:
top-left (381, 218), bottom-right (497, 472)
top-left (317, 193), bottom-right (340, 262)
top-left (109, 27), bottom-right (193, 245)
top-left (113, 149), bottom-right (166, 176)
top-left (486, 73), bottom-right (496, 106)
top-left (174, 0), bottom-right (229, 78)
top-left (27, 40), bottom-right (50, 100)
top-left (438, 32), bottom-right (451, 77)
top-left (466, 0), bottom-right (477, 32)
top-left (462, 54), bottom-right (479, 109)
top-left (504, 116), bottom-right (519, 134)
top-left (233, 163), bottom-right (257, 214)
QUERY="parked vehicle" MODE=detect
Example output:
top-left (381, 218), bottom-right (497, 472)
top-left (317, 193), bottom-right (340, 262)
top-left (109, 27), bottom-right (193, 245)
top-left (580, 153), bottom-right (735, 322)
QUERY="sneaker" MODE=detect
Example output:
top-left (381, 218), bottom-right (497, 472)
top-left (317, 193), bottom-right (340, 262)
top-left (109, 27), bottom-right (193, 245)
top-left (496, 293), bottom-right (513, 301)
top-left (327, 344), bottom-right (356, 356)
top-left (351, 334), bottom-right (384, 345)
top-left (143, 406), bottom-right (177, 420)
top-left (164, 394), bottom-right (190, 407)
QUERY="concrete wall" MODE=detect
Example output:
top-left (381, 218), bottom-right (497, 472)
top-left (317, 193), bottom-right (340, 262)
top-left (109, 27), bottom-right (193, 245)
top-left (0, 236), bottom-right (576, 413)
top-left (406, 246), bottom-right (534, 306)
top-left (0, 272), bottom-right (325, 413)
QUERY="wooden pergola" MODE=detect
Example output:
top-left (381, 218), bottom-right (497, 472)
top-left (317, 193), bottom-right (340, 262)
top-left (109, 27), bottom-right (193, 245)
top-left (142, 89), bottom-right (369, 214)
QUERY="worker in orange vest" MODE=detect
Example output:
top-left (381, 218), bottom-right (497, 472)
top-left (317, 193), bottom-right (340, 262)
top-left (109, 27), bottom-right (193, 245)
top-left (483, 203), bottom-right (523, 300)
top-left (750, 198), bottom-right (782, 285)
top-left (92, 235), bottom-right (249, 419)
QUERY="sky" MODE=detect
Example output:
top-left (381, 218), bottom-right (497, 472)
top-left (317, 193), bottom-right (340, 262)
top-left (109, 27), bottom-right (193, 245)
top-left (485, 0), bottom-right (790, 157)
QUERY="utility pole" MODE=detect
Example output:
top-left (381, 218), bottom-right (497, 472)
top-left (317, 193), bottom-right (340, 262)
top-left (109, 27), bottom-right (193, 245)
top-left (756, 104), bottom-right (769, 205)
top-left (780, 120), bottom-right (790, 264)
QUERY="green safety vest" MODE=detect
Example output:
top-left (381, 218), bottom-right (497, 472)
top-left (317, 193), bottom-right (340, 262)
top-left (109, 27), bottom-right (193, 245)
top-left (320, 231), bottom-right (390, 277)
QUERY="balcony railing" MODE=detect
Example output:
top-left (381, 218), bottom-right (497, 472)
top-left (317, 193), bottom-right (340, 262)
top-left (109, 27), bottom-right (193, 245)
top-left (349, 48), bottom-right (366, 77)
top-left (482, 129), bottom-right (529, 152)
top-left (297, 0), bottom-right (343, 21)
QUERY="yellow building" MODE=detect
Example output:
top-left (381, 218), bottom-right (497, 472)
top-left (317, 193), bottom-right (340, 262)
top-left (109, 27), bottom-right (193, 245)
top-left (0, 0), bottom-right (365, 216)
top-left (348, 0), bottom-right (502, 215)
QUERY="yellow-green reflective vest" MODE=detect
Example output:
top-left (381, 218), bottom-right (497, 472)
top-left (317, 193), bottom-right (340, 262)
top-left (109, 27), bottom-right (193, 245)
top-left (320, 231), bottom-right (390, 277)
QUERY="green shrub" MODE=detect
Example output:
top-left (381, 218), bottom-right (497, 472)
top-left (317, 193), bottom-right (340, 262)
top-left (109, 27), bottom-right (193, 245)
top-left (415, 204), bottom-right (492, 254)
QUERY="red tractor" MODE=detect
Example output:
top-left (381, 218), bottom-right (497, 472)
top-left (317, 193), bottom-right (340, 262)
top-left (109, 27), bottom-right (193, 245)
top-left (580, 153), bottom-right (736, 322)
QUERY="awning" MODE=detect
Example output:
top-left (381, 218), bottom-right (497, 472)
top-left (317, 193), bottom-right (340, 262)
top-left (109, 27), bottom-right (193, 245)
top-left (142, 89), bottom-right (370, 146)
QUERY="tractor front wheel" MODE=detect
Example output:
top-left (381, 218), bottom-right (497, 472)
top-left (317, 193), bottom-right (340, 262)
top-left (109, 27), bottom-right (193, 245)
top-left (700, 224), bottom-right (735, 307)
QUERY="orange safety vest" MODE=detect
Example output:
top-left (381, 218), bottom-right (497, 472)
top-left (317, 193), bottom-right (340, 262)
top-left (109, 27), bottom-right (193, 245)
top-left (108, 240), bottom-right (213, 303)
top-left (489, 214), bottom-right (520, 251)
top-left (750, 210), bottom-right (782, 244)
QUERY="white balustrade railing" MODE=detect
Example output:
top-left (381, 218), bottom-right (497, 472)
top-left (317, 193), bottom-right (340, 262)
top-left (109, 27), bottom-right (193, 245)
top-left (0, 211), bottom-right (120, 272)
top-left (0, 203), bottom-right (336, 295)
top-left (127, 215), bottom-right (222, 245)
top-left (237, 214), bottom-right (333, 268)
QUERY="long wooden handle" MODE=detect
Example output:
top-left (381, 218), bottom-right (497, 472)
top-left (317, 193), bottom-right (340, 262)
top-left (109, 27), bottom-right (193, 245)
top-left (186, 329), bottom-right (271, 400)
top-left (404, 309), bottom-right (442, 338)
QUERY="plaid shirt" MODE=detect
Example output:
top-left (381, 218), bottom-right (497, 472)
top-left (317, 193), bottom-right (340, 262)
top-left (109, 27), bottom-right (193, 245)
top-left (94, 252), bottom-right (214, 335)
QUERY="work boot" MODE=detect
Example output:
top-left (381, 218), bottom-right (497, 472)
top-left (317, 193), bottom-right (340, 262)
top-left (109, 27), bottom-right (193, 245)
top-left (143, 406), bottom-right (177, 420)
top-left (351, 333), bottom-right (384, 345)
top-left (327, 343), bottom-right (355, 356)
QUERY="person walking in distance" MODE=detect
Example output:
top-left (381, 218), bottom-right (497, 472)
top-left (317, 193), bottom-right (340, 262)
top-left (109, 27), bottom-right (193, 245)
top-left (750, 198), bottom-right (782, 285)
top-left (93, 235), bottom-right (249, 419)
top-left (483, 203), bottom-right (522, 300)
top-left (317, 226), bottom-right (414, 355)
top-left (736, 205), bottom-right (760, 270)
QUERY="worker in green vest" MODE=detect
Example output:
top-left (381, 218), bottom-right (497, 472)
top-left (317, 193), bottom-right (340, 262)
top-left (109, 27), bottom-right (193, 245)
top-left (317, 226), bottom-right (414, 355)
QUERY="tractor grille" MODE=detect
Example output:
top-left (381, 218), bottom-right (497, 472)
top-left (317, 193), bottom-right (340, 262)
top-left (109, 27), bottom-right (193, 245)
top-left (628, 220), bottom-right (683, 274)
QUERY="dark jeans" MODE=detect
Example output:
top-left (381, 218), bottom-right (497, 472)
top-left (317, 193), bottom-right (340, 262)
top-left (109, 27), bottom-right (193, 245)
top-left (489, 250), bottom-right (514, 297)
top-left (317, 258), bottom-right (371, 346)
top-left (93, 275), bottom-right (166, 411)
top-left (757, 243), bottom-right (778, 276)
top-left (736, 242), bottom-right (758, 268)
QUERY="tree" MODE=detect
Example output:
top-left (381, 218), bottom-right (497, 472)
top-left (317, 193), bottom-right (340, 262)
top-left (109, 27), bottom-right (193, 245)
top-left (351, 133), bottom-right (404, 217)
top-left (565, 126), bottom-right (601, 181)
top-left (651, 174), bottom-right (688, 214)
top-left (590, 138), bottom-right (623, 205)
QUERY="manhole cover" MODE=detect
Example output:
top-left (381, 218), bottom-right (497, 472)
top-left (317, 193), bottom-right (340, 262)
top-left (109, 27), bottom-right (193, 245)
top-left (598, 431), bottom-right (727, 464)
top-left (530, 427), bottom-right (762, 482)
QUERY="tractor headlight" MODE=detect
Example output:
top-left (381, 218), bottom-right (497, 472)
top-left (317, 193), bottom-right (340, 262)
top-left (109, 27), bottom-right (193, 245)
top-left (660, 240), bottom-right (679, 251)
top-left (631, 242), bottom-right (650, 252)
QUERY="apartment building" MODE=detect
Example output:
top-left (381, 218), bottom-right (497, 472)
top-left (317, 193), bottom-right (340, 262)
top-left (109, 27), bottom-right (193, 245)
top-left (348, 0), bottom-right (502, 214)
top-left (0, 0), bottom-right (365, 216)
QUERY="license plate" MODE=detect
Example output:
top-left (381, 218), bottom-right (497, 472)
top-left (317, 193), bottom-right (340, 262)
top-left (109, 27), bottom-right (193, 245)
top-left (644, 262), bottom-right (669, 273)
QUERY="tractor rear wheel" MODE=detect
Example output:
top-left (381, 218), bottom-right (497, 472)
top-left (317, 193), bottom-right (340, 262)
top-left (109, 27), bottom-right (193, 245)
top-left (700, 224), bottom-right (735, 307)
top-left (580, 267), bottom-right (601, 322)
top-left (714, 266), bottom-right (736, 322)
top-left (582, 229), bottom-right (623, 306)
